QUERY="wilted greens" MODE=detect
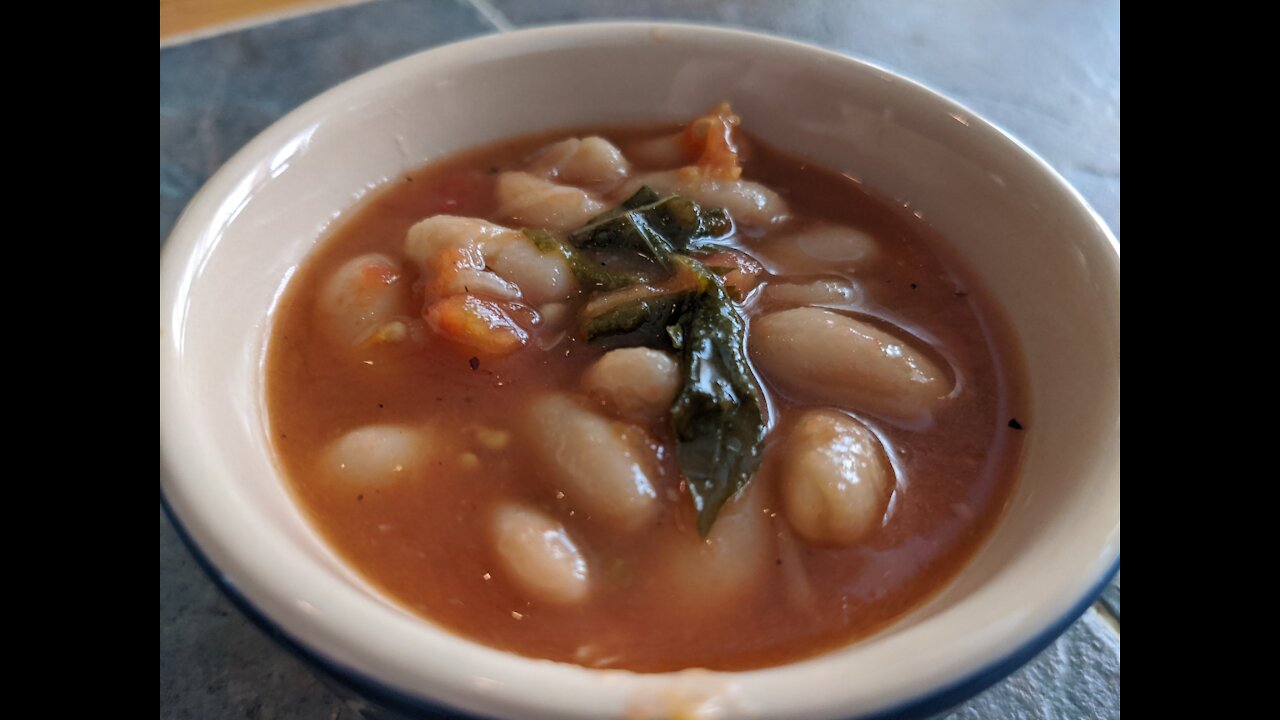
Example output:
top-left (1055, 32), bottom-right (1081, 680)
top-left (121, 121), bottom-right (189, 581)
top-left (584, 292), bottom-right (693, 347)
top-left (568, 188), bottom-right (734, 269)
top-left (667, 258), bottom-right (767, 537)
top-left (524, 228), bottom-right (639, 291)
top-left (543, 187), bottom-right (766, 536)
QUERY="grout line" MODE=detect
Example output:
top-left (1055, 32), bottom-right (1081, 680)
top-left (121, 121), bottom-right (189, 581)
top-left (464, 0), bottom-right (515, 32)
top-left (1092, 601), bottom-right (1120, 636)
top-left (160, 0), bottom-right (382, 49)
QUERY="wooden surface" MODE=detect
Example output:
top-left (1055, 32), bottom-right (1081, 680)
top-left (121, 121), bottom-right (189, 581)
top-left (160, 0), bottom-right (366, 44)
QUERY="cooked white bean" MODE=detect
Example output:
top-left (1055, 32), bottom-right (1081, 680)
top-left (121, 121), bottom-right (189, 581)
top-left (404, 215), bottom-right (512, 267)
top-left (754, 223), bottom-right (879, 274)
top-left (486, 234), bottom-right (577, 304)
top-left (404, 215), bottom-right (575, 304)
top-left (623, 170), bottom-right (789, 228)
top-left (581, 348), bottom-right (680, 423)
top-left (780, 410), bottom-right (894, 546)
top-left (316, 253), bottom-right (412, 347)
top-left (496, 172), bottom-right (605, 233)
top-left (621, 133), bottom-right (687, 168)
top-left (656, 483), bottom-right (774, 610)
top-left (524, 393), bottom-right (658, 531)
top-left (491, 502), bottom-right (590, 605)
top-left (750, 307), bottom-right (951, 421)
top-left (762, 278), bottom-right (861, 308)
top-left (319, 424), bottom-right (431, 487)
top-left (538, 302), bottom-right (570, 329)
top-left (529, 137), bottom-right (630, 188)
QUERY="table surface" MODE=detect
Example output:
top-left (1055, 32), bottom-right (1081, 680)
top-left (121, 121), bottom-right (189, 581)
top-left (159, 1), bottom-right (1120, 717)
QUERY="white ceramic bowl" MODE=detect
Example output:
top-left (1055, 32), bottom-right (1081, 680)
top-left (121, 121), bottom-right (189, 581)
top-left (159, 22), bottom-right (1119, 720)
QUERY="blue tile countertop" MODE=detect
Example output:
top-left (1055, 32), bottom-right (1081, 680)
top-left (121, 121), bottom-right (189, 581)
top-left (159, 1), bottom-right (1119, 717)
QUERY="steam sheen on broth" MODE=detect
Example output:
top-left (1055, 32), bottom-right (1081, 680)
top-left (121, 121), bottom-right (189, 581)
top-left (266, 105), bottom-right (1026, 672)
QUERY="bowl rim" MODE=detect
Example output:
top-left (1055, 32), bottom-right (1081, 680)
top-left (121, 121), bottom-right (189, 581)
top-left (160, 492), bottom-right (1117, 720)
top-left (160, 20), bottom-right (1119, 719)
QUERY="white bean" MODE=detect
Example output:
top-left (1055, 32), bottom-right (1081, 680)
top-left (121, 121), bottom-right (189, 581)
top-left (750, 307), bottom-right (951, 421)
top-left (491, 502), bottom-right (590, 605)
top-left (623, 171), bottom-right (789, 228)
top-left (487, 234), bottom-right (577, 305)
top-left (404, 215), bottom-right (512, 267)
top-left (754, 223), bottom-right (879, 274)
top-left (496, 172), bottom-right (605, 233)
top-left (620, 133), bottom-right (688, 169)
top-left (319, 424), bottom-right (431, 487)
top-left (655, 483), bottom-right (774, 610)
top-left (780, 410), bottom-right (894, 546)
top-left (529, 137), bottom-right (630, 188)
top-left (581, 348), bottom-right (680, 423)
top-left (762, 278), bottom-right (861, 308)
top-left (524, 393), bottom-right (658, 531)
top-left (404, 215), bottom-right (575, 304)
top-left (316, 253), bottom-right (411, 347)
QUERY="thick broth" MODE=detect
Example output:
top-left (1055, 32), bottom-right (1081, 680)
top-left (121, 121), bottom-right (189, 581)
top-left (266, 124), bottom-right (1026, 672)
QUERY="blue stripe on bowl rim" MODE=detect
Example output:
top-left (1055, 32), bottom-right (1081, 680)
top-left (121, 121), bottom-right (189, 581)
top-left (160, 490), bottom-right (1119, 720)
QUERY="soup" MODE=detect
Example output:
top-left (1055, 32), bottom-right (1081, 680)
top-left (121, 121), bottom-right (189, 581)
top-left (266, 105), bottom-right (1027, 673)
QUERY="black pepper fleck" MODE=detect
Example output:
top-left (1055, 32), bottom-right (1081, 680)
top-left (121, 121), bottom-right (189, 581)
top-left (1008, 418), bottom-right (1024, 430)
top-left (377, 403), bottom-right (384, 409)
top-left (469, 356), bottom-right (480, 371)
top-left (910, 282), bottom-right (918, 289)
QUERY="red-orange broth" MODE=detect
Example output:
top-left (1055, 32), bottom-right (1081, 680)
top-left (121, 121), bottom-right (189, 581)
top-left (266, 119), bottom-right (1027, 672)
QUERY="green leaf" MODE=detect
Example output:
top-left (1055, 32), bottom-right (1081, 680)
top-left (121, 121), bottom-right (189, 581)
top-left (584, 292), bottom-right (693, 348)
top-left (563, 192), bottom-right (764, 536)
top-left (567, 188), bottom-right (734, 269)
top-left (665, 323), bottom-right (685, 350)
top-left (669, 259), bottom-right (767, 537)
top-left (524, 228), bottom-right (638, 291)
top-left (574, 211), bottom-right (680, 270)
top-left (586, 186), bottom-right (662, 224)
